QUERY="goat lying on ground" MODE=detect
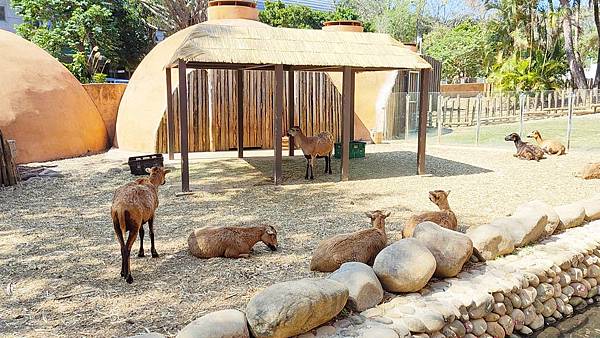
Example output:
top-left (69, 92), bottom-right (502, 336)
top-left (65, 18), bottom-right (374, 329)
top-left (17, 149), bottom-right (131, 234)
top-left (577, 163), bottom-right (600, 180)
top-left (505, 133), bottom-right (545, 161)
top-left (111, 166), bottom-right (170, 284)
top-left (403, 190), bottom-right (486, 262)
top-left (527, 130), bottom-right (566, 155)
top-left (188, 225), bottom-right (278, 258)
top-left (310, 210), bottom-right (390, 272)
top-left (287, 126), bottom-right (334, 180)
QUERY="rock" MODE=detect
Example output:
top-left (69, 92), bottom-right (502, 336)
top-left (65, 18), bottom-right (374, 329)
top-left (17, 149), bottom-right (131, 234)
top-left (518, 287), bottom-right (537, 308)
top-left (511, 309), bottom-right (525, 330)
top-left (569, 296), bottom-right (584, 307)
top-left (412, 222), bottom-right (473, 278)
top-left (176, 309), bottom-right (249, 338)
top-left (418, 310), bottom-right (445, 332)
top-left (536, 327), bottom-right (561, 338)
top-left (466, 223), bottom-right (515, 260)
top-left (524, 273), bottom-right (540, 287)
top-left (485, 312), bottom-right (500, 322)
top-left (515, 201), bottom-right (560, 237)
top-left (562, 285), bottom-right (574, 297)
top-left (486, 321), bottom-right (506, 338)
top-left (534, 283), bottom-right (553, 303)
top-left (398, 316), bottom-right (427, 333)
top-left (499, 315), bottom-right (515, 336)
top-left (129, 334), bottom-right (166, 338)
top-left (373, 239), bottom-right (436, 293)
top-left (555, 204), bottom-right (586, 230)
top-left (443, 320), bottom-right (466, 338)
top-left (508, 293), bottom-right (522, 309)
top-left (359, 328), bottom-right (398, 338)
top-left (315, 325), bottom-right (337, 336)
top-left (553, 283), bottom-right (562, 298)
top-left (558, 272), bottom-right (571, 287)
top-left (371, 316), bottom-right (393, 324)
top-left (245, 278), bottom-right (348, 338)
top-left (523, 305), bottom-right (537, 326)
top-left (520, 326), bottom-right (533, 335)
top-left (333, 319), bottom-right (351, 329)
top-left (494, 293), bottom-right (505, 303)
top-left (568, 268), bottom-right (584, 282)
top-left (571, 282), bottom-right (588, 297)
top-left (542, 298), bottom-right (557, 317)
top-left (505, 204), bottom-right (548, 246)
top-left (361, 307), bottom-right (382, 318)
top-left (329, 262), bottom-right (384, 312)
top-left (530, 314), bottom-right (544, 330)
top-left (579, 198), bottom-right (600, 221)
top-left (471, 318), bottom-right (487, 336)
top-left (493, 302), bottom-right (507, 316)
top-left (564, 304), bottom-right (574, 316)
top-left (589, 264), bottom-right (600, 278)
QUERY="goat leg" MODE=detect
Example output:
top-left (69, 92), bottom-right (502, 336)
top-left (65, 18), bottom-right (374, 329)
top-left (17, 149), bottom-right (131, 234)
top-left (113, 218), bottom-right (127, 278)
top-left (124, 228), bottom-right (139, 284)
top-left (148, 218), bottom-right (159, 258)
top-left (138, 225), bottom-right (145, 257)
top-left (328, 154), bottom-right (332, 174)
top-left (305, 159), bottom-right (310, 180)
top-left (310, 155), bottom-right (315, 180)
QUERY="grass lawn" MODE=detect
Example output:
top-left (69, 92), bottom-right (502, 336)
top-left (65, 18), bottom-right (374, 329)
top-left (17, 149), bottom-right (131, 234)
top-left (428, 113), bottom-right (600, 152)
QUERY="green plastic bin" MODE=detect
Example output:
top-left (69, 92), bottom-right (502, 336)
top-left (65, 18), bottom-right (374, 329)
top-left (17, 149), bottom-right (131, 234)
top-left (334, 141), bottom-right (366, 159)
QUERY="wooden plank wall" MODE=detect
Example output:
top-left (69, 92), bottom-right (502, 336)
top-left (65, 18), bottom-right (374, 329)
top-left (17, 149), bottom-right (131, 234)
top-left (156, 69), bottom-right (343, 153)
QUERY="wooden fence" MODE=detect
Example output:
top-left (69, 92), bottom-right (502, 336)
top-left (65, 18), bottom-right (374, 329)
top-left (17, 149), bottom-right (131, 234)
top-left (156, 69), bottom-right (344, 153)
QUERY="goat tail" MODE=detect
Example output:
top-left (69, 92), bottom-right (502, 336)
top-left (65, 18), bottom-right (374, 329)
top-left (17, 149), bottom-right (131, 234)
top-left (472, 247), bottom-right (486, 263)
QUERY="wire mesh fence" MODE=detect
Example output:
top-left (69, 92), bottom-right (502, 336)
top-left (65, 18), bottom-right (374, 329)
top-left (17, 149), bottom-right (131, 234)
top-left (383, 89), bottom-right (600, 152)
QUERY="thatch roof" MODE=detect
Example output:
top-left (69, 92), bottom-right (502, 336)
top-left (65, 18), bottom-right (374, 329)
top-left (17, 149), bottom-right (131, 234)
top-left (168, 24), bottom-right (432, 71)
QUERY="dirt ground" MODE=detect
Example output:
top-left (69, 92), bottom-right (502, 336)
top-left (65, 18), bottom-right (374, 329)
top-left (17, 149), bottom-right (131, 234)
top-left (1, 143), bottom-right (598, 337)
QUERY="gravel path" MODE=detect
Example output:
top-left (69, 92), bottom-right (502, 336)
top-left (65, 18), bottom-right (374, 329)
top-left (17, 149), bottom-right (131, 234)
top-left (0, 143), bottom-right (598, 337)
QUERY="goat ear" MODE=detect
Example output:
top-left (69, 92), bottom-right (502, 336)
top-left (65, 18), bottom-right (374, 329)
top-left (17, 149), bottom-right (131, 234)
top-left (364, 212), bottom-right (373, 219)
top-left (164, 169), bottom-right (171, 174)
top-left (446, 190), bottom-right (451, 196)
top-left (266, 229), bottom-right (275, 235)
top-left (384, 211), bottom-right (391, 218)
top-left (145, 168), bottom-right (152, 174)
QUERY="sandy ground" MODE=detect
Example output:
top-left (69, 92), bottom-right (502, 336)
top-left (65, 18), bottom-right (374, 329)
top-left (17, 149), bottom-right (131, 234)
top-left (1, 143), bottom-right (599, 338)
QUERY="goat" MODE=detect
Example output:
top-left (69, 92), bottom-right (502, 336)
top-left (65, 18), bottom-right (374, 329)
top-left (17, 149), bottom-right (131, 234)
top-left (310, 210), bottom-right (390, 272)
top-left (505, 133), bottom-right (545, 161)
top-left (577, 163), bottom-right (600, 180)
top-left (287, 126), bottom-right (334, 180)
top-left (527, 130), bottom-right (566, 155)
top-left (111, 167), bottom-right (170, 284)
top-left (403, 190), bottom-right (486, 262)
top-left (188, 225), bottom-right (278, 258)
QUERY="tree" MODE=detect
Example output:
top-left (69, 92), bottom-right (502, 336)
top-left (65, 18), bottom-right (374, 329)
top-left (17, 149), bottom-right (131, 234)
top-left (559, 0), bottom-right (589, 88)
top-left (11, 0), bottom-right (152, 81)
top-left (259, 1), bottom-right (327, 29)
top-left (423, 20), bottom-right (489, 79)
top-left (141, 0), bottom-right (207, 34)
top-left (592, 0), bottom-right (600, 87)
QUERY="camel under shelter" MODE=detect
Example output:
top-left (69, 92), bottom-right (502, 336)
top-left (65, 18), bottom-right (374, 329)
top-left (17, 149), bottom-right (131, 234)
top-left (116, 1), bottom-right (432, 190)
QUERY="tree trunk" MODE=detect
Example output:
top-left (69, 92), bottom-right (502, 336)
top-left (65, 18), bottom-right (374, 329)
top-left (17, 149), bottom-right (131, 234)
top-left (560, 0), bottom-right (589, 89)
top-left (593, 0), bottom-right (600, 88)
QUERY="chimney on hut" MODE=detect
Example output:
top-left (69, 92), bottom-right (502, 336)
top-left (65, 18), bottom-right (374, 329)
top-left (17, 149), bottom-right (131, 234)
top-left (207, 0), bottom-right (259, 21)
top-left (322, 20), bottom-right (364, 33)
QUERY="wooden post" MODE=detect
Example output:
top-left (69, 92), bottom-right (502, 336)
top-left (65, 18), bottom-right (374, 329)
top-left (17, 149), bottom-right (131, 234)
top-left (273, 65), bottom-right (284, 185)
top-left (237, 69), bottom-right (244, 158)
top-left (350, 70), bottom-right (356, 141)
top-left (476, 94), bottom-right (482, 146)
top-left (404, 93), bottom-right (410, 140)
top-left (519, 93), bottom-right (525, 137)
top-left (288, 70), bottom-right (295, 157)
top-left (567, 90), bottom-right (574, 151)
top-left (178, 60), bottom-right (190, 192)
top-left (437, 95), bottom-right (442, 144)
top-left (341, 67), bottom-right (352, 181)
top-left (417, 69), bottom-right (430, 175)
top-left (165, 68), bottom-right (175, 160)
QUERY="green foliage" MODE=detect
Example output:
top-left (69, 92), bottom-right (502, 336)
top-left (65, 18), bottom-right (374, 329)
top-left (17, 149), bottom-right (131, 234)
top-left (423, 20), bottom-right (490, 79)
top-left (92, 72), bottom-right (108, 83)
top-left (11, 0), bottom-right (152, 80)
top-left (259, 1), bottom-right (373, 31)
top-left (488, 50), bottom-right (567, 91)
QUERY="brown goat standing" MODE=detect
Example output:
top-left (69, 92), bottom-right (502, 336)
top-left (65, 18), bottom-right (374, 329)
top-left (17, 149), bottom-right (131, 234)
top-left (187, 225), bottom-right (278, 258)
top-left (111, 167), bottom-right (170, 284)
top-left (527, 130), bottom-right (566, 155)
top-left (403, 190), bottom-right (485, 262)
top-left (505, 133), bottom-right (545, 161)
top-left (310, 210), bottom-right (390, 272)
top-left (287, 126), bottom-right (334, 180)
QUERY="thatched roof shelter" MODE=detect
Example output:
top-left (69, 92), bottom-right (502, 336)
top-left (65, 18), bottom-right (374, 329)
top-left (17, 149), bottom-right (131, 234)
top-left (165, 23), bottom-right (432, 191)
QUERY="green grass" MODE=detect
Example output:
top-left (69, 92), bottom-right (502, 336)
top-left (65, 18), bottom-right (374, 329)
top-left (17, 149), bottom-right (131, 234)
top-left (428, 113), bottom-right (600, 151)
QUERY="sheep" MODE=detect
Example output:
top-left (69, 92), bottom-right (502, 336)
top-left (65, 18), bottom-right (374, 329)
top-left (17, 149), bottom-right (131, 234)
top-left (505, 133), bottom-right (545, 161)
top-left (310, 210), bottom-right (390, 272)
top-left (287, 126), bottom-right (334, 180)
top-left (527, 130), bottom-right (566, 155)
top-left (403, 190), bottom-right (486, 262)
top-left (187, 225), bottom-right (278, 258)
top-left (111, 166), bottom-right (170, 284)
top-left (577, 162), bottom-right (600, 180)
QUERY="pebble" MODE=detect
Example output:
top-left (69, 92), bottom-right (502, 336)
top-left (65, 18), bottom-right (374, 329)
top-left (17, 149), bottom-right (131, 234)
top-left (371, 316), bottom-right (393, 325)
top-left (520, 326), bottom-right (533, 335)
top-left (499, 315), bottom-right (515, 336)
top-left (493, 302), bottom-right (507, 315)
top-left (511, 309), bottom-right (525, 330)
top-left (471, 318), bottom-right (487, 336)
top-left (359, 328), bottom-right (398, 338)
top-left (530, 314), bottom-right (545, 330)
top-left (349, 315), bottom-right (365, 325)
top-left (334, 319), bottom-right (351, 329)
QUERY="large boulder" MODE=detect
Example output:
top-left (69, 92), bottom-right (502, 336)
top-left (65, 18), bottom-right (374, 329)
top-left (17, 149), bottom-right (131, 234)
top-left (505, 204), bottom-right (548, 246)
top-left (329, 262), bottom-right (384, 312)
top-left (578, 198), bottom-right (600, 221)
top-left (514, 201), bottom-right (561, 237)
top-left (373, 238), bottom-right (436, 293)
top-left (412, 222), bottom-right (473, 278)
top-left (176, 309), bottom-right (249, 338)
top-left (245, 278), bottom-right (348, 338)
top-left (555, 203), bottom-right (586, 230)
top-left (466, 224), bottom-right (515, 260)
